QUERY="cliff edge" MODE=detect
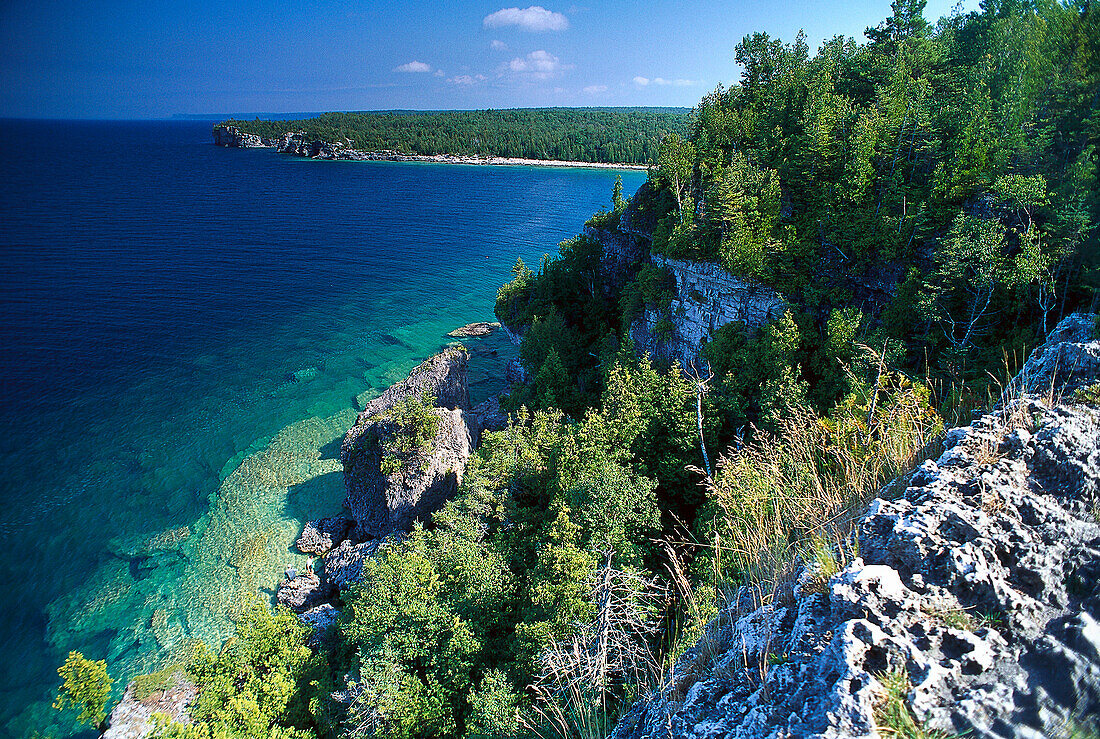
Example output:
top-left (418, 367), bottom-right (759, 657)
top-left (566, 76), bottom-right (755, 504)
top-left (614, 314), bottom-right (1100, 739)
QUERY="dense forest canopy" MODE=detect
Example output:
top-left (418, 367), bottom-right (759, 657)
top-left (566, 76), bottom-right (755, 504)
top-left (67, 1), bottom-right (1099, 738)
top-left (219, 108), bottom-right (691, 164)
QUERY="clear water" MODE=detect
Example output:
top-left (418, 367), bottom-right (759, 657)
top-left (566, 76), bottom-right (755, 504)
top-left (0, 119), bottom-right (646, 737)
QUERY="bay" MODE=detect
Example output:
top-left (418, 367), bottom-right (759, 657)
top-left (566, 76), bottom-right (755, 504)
top-left (0, 119), bottom-right (645, 737)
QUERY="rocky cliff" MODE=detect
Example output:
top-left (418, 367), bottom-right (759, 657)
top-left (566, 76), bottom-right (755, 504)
top-left (630, 256), bottom-right (787, 370)
top-left (613, 313), bottom-right (1100, 739)
top-left (340, 347), bottom-right (474, 539)
top-left (211, 125), bottom-right (276, 148)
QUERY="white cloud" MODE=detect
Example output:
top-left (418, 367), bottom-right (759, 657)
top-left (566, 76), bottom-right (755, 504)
top-left (583, 84), bottom-right (607, 94)
top-left (449, 74), bottom-right (488, 85)
top-left (635, 76), bottom-right (696, 87)
top-left (395, 61), bottom-right (432, 73)
top-left (434, 70), bottom-right (446, 77)
top-left (483, 6), bottom-right (569, 32)
top-left (507, 49), bottom-right (567, 79)
top-left (490, 40), bottom-right (508, 51)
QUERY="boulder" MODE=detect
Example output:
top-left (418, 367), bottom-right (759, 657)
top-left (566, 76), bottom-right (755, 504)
top-left (277, 570), bottom-right (334, 613)
top-left (322, 539), bottom-right (380, 589)
top-left (101, 672), bottom-right (197, 739)
top-left (341, 348), bottom-right (474, 539)
top-left (295, 516), bottom-right (354, 555)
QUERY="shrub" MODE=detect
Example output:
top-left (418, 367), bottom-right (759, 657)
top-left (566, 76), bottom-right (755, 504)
top-left (53, 651), bottom-right (112, 728)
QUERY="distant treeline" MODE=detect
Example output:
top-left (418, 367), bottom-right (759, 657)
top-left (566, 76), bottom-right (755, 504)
top-left (218, 108), bottom-right (691, 163)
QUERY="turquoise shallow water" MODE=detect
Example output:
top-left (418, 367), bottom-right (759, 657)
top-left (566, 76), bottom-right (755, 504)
top-left (0, 119), bottom-right (645, 737)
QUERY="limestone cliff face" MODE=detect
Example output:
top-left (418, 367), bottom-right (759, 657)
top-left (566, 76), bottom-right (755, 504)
top-left (631, 256), bottom-right (787, 370)
top-left (613, 314), bottom-right (1100, 739)
top-left (211, 125), bottom-right (275, 148)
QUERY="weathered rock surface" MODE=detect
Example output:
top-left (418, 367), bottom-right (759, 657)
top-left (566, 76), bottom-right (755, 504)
top-left (630, 255), bottom-right (787, 370)
top-left (472, 395), bottom-right (509, 432)
top-left (614, 317), bottom-right (1100, 739)
top-left (505, 357), bottom-right (527, 385)
top-left (448, 321), bottom-right (500, 338)
top-left (341, 348), bottom-right (474, 539)
top-left (322, 539), bottom-right (381, 589)
top-left (585, 221), bottom-right (648, 296)
top-left (277, 570), bottom-right (335, 613)
top-left (277, 131), bottom-right (369, 160)
top-left (295, 515), bottom-right (355, 555)
top-left (298, 603), bottom-right (340, 647)
top-left (1011, 312), bottom-right (1099, 399)
top-left (211, 125), bottom-right (275, 148)
top-left (101, 673), bottom-right (197, 739)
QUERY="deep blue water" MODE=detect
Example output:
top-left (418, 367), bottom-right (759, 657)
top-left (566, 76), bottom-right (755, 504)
top-left (0, 119), bottom-right (645, 737)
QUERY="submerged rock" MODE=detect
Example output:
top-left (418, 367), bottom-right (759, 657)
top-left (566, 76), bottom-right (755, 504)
top-left (101, 672), bottom-right (197, 739)
top-left (613, 316), bottom-right (1100, 739)
top-left (341, 348), bottom-right (474, 539)
top-left (447, 321), bottom-right (500, 338)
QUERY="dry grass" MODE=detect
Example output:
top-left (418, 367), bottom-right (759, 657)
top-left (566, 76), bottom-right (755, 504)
top-left (524, 561), bottom-right (665, 739)
top-left (703, 368), bottom-right (943, 599)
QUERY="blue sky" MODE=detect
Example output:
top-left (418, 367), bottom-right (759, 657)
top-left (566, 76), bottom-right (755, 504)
top-left (0, 0), bottom-right (977, 119)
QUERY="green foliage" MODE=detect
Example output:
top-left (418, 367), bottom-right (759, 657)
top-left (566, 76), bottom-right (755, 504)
top-left (53, 651), bottom-right (111, 728)
top-left (647, 0), bottom-right (1097, 391)
top-left (380, 392), bottom-right (441, 474)
top-left (654, 133), bottom-right (696, 221)
top-left (220, 108), bottom-right (690, 164)
top-left (132, 663), bottom-right (187, 701)
top-left (1073, 382), bottom-right (1100, 406)
top-left (874, 668), bottom-right (960, 739)
top-left (466, 669), bottom-right (520, 738)
top-left (185, 600), bottom-right (317, 739)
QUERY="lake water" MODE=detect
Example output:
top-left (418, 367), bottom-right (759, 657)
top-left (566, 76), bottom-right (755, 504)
top-left (0, 119), bottom-right (645, 737)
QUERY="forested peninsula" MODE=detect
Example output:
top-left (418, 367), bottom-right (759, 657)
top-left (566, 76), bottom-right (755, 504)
top-left (58, 0), bottom-right (1100, 737)
top-left (215, 108), bottom-right (690, 164)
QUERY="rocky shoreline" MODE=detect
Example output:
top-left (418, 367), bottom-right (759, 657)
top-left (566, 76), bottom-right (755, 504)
top-left (212, 125), bottom-right (648, 170)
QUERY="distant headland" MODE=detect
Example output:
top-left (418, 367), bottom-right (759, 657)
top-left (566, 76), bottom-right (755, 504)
top-left (212, 107), bottom-right (689, 167)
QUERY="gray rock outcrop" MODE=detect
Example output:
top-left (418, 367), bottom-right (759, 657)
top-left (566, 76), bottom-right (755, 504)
top-left (1011, 312), bottom-right (1100, 399)
top-left (277, 570), bottom-right (334, 613)
top-left (277, 131), bottom-right (370, 160)
top-left (322, 539), bottom-right (381, 589)
top-left (341, 348), bottom-right (474, 539)
top-left (295, 516), bottom-right (354, 555)
top-left (471, 395), bottom-right (509, 432)
top-left (613, 316), bottom-right (1100, 739)
top-left (101, 673), bottom-right (197, 739)
top-left (630, 255), bottom-right (787, 370)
